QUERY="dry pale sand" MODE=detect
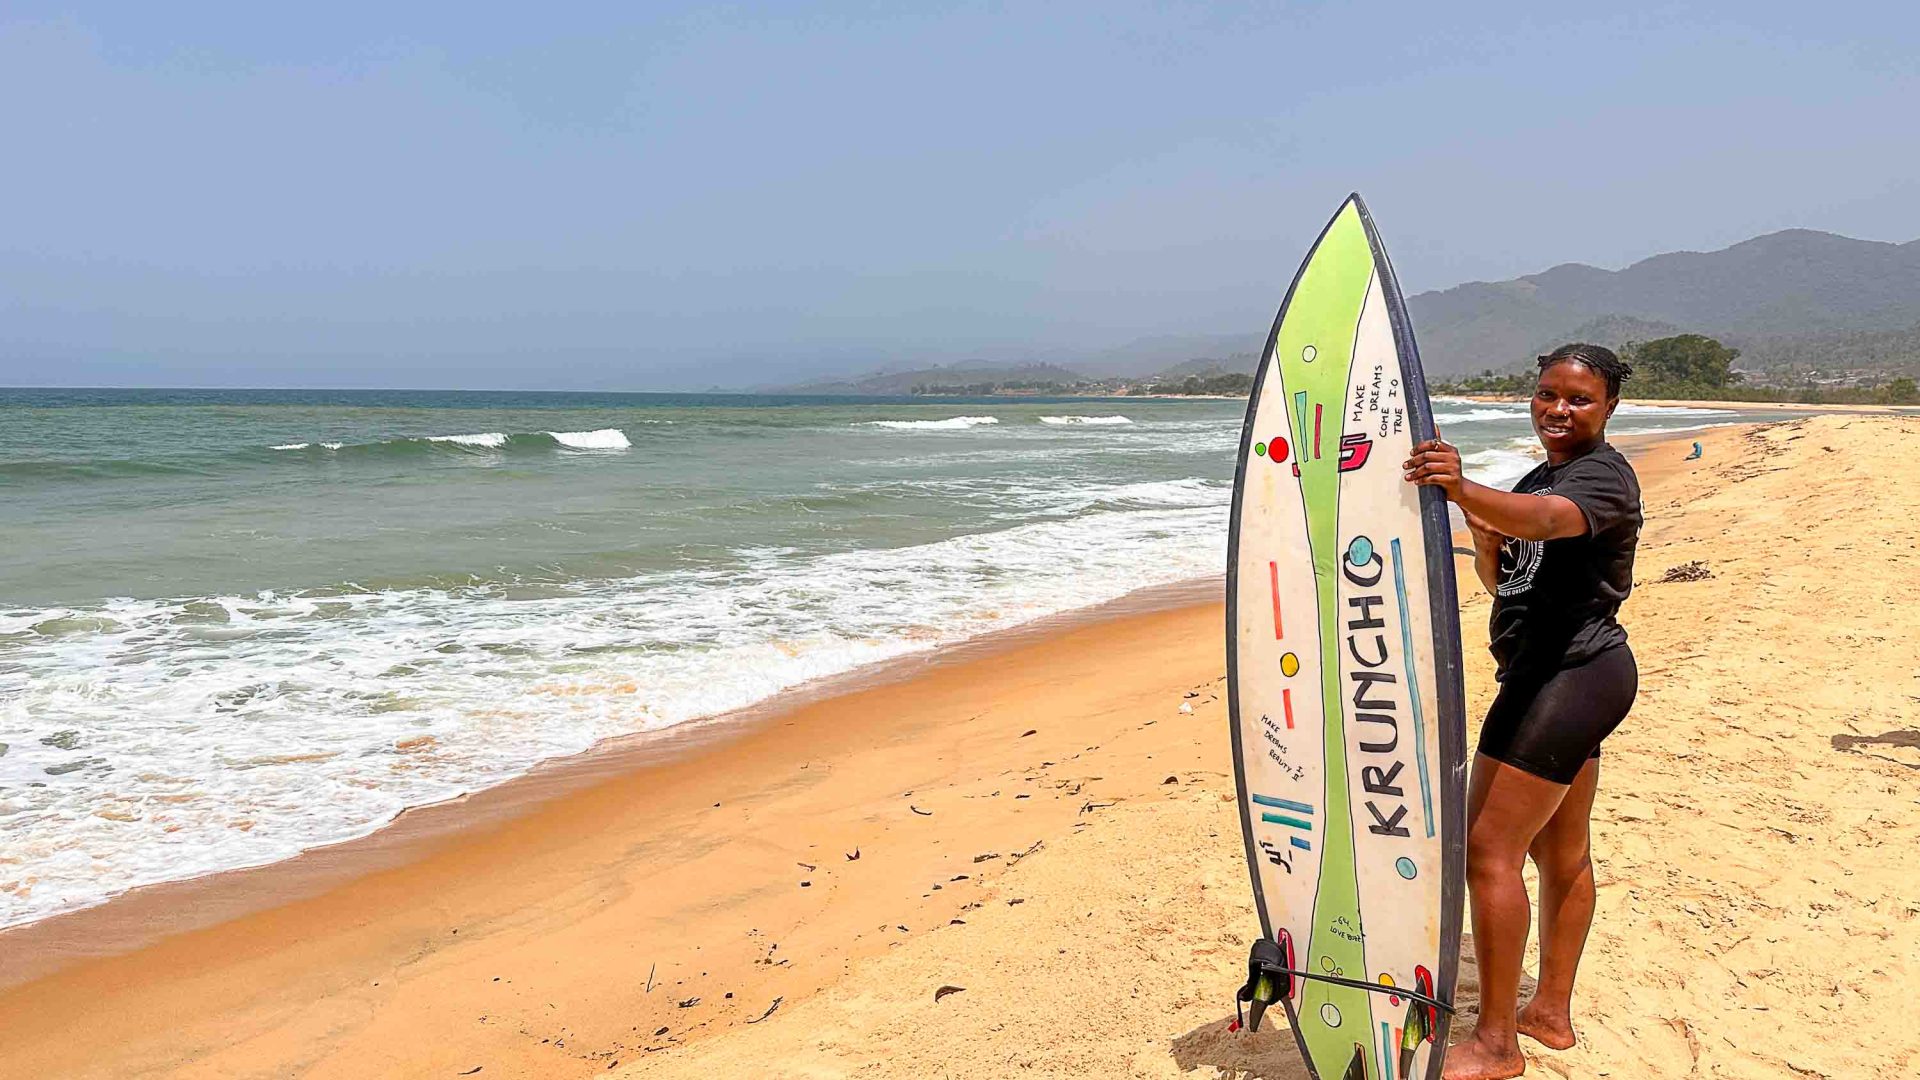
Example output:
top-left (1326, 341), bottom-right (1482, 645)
top-left (2, 417), bottom-right (1916, 1079)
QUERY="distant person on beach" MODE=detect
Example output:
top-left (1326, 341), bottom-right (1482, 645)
top-left (1686, 440), bottom-right (1703, 460)
top-left (1403, 343), bottom-right (1642, 1080)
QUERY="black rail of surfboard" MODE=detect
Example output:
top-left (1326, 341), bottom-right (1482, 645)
top-left (1251, 966), bottom-right (1456, 1015)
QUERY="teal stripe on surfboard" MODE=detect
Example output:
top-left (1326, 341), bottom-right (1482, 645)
top-left (1391, 538), bottom-right (1437, 838)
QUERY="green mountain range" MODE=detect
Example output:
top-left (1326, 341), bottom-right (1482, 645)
top-left (781, 227), bottom-right (1920, 394)
top-left (1408, 228), bottom-right (1920, 377)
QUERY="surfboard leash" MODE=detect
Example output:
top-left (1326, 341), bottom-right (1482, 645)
top-left (1245, 967), bottom-right (1456, 1015)
top-left (1232, 938), bottom-right (1455, 1034)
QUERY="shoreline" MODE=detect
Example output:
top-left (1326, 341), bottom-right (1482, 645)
top-left (0, 412), bottom-right (1701, 953)
top-left (0, 587), bottom-right (1243, 1079)
top-left (1445, 391), bottom-right (1919, 413)
top-left (6, 417), bottom-right (1916, 1077)
top-left (0, 577), bottom-right (1218, 982)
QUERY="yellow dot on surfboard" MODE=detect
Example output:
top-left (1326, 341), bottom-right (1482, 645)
top-left (1379, 972), bottom-right (1396, 988)
top-left (1280, 652), bottom-right (1299, 677)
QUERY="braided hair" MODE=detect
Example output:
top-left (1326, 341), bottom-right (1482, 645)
top-left (1537, 343), bottom-right (1633, 399)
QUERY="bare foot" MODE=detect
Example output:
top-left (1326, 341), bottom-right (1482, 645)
top-left (1442, 1034), bottom-right (1527, 1080)
top-left (1516, 999), bottom-right (1577, 1050)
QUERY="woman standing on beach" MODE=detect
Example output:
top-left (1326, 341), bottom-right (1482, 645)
top-left (1403, 344), bottom-right (1642, 1080)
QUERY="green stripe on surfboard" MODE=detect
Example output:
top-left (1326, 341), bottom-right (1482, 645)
top-left (1274, 199), bottom-right (1376, 1074)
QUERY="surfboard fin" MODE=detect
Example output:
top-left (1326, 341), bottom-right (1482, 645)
top-left (1398, 966), bottom-right (1438, 1075)
top-left (1234, 938), bottom-right (1292, 1033)
top-left (1344, 1045), bottom-right (1368, 1080)
top-left (1398, 1000), bottom-right (1430, 1075)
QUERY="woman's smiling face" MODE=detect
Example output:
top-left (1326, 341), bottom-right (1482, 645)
top-left (1532, 359), bottom-right (1615, 459)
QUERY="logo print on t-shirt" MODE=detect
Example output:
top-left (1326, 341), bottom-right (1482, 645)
top-left (1495, 486), bottom-right (1552, 597)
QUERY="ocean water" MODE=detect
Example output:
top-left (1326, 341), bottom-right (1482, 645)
top-left (0, 388), bottom-right (1779, 927)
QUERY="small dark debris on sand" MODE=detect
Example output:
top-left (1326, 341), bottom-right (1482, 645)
top-left (1163, 775), bottom-right (1179, 784)
top-left (910, 805), bottom-right (933, 816)
top-left (1660, 560), bottom-right (1714, 583)
top-left (746, 998), bottom-right (783, 1024)
top-left (1021, 729), bottom-right (1037, 737)
top-left (972, 852), bottom-right (1000, 863)
top-left (934, 984), bottom-right (966, 1002)
top-left (845, 848), bottom-right (861, 861)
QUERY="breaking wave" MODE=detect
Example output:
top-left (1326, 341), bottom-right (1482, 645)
top-left (856, 416), bottom-right (1000, 430)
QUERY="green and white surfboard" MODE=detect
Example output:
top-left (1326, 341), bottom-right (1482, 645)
top-left (1227, 194), bottom-right (1466, 1080)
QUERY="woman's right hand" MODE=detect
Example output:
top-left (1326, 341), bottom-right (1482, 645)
top-left (1462, 508), bottom-right (1509, 551)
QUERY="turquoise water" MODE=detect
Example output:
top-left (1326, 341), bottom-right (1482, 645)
top-left (0, 388), bottom-right (1775, 927)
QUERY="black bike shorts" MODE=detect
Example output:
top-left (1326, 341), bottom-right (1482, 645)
top-left (1479, 646), bottom-right (1637, 785)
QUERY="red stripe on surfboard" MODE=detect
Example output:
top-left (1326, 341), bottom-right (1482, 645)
top-left (1283, 687), bottom-right (1294, 729)
top-left (1268, 561), bottom-right (1282, 639)
top-left (1313, 403), bottom-right (1323, 458)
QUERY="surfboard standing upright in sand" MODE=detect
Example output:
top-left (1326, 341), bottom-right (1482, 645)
top-left (1227, 194), bottom-right (1467, 1080)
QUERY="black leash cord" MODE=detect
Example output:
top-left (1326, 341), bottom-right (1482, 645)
top-left (1249, 967), bottom-right (1456, 1016)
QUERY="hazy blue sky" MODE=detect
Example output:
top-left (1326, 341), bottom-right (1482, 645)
top-left (3, 3), bottom-right (1916, 389)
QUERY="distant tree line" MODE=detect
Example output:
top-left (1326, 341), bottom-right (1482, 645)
top-left (1129, 372), bottom-right (1255, 396)
top-left (1431, 333), bottom-right (1920, 405)
top-left (910, 380), bottom-right (1075, 395)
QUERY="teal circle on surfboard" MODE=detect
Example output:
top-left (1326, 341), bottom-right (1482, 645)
top-left (1225, 194), bottom-right (1467, 1080)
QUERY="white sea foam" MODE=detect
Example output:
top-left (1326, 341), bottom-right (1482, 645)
top-left (547, 429), bottom-right (631, 450)
top-left (427, 432), bottom-right (508, 448)
top-left (999, 476), bottom-right (1229, 518)
top-left (858, 416), bottom-right (1000, 430)
top-left (1431, 407), bottom-right (1524, 424)
top-left (1613, 402), bottom-right (1723, 417)
top-left (1462, 445), bottom-right (1543, 490)
top-left (1038, 415), bottom-right (1134, 426)
top-left (270, 443), bottom-right (309, 450)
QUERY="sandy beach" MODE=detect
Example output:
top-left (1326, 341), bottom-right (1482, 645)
top-left (3, 415), bottom-right (1918, 1079)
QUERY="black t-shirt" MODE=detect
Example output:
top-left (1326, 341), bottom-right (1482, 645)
top-left (1488, 443), bottom-right (1641, 681)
